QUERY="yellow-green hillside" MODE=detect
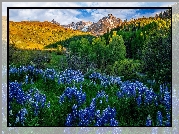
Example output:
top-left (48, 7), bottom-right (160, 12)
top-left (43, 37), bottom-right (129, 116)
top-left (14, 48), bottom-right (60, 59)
top-left (9, 21), bottom-right (92, 50)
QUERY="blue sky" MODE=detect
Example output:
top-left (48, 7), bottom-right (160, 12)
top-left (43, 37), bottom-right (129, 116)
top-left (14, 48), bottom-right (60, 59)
top-left (2, 2), bottom-right (175, 25)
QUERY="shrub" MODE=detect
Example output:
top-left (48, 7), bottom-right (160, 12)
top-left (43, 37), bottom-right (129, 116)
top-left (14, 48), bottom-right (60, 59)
top-left (112, 59), bottom-right (142, 81)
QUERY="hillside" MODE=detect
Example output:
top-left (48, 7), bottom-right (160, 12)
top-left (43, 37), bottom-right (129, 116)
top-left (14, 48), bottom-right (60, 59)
top-left (9, 20), bottom-right (92, 50)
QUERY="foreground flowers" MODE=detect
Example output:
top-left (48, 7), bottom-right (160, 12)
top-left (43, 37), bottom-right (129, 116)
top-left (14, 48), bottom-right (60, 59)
top-left (8, 65), bottom-right (171, 126)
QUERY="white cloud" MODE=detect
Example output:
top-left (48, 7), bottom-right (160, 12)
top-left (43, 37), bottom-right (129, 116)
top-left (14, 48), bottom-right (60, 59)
top-left (81, 2), bottom-right (145, 7)
top-left (3, 2), bottom-right (175, 25)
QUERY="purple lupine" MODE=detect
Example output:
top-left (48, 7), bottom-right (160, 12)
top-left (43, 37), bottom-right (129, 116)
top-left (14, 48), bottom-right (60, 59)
top-left (116, 91), bottom-right (123, 99)
top-left (59, 86), bottom-right (86, 106)
top-left (136, 95), bottom-right (142, 106)
top-left (89, 72), bottom-right (122, 87)
top-left (110, 118), bottom-right (119, 126)
top-left (157, 111), bottom-right (163, 126)
top-left (165, 112), bottom-right (171, 126)
top-left (95, 106), bottom-right (118, 126)
top-left (65, 113), bottom-right (73, 126)
top-left (146, 115), bottom-right (152, 126)
top-left (163, 90), bottom-right (171, 111)
top-left (58, 69), bottom-right (84, 85)
top-left (9, 81), bottom-right (27, 105)
top-left (144, 88), bottom-right (157, 105)
top-left (15, 108), bottom-right (28, 126)
top-left (72, 104), bottom-right (78, 117)
top-left (25, 75), bottom-right (29, 84)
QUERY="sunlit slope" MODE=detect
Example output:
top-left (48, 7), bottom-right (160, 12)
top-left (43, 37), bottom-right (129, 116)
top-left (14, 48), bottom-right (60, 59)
top-left (9, 21), bottom-right (92, 50)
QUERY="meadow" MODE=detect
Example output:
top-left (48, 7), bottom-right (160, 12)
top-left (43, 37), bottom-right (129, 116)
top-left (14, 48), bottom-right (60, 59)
top-left (8, 13), bottom-right (172, 126)
top-left (8, 48), bottom-right (171, 127)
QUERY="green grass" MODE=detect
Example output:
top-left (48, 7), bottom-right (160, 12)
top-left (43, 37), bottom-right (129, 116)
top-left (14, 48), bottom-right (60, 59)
top-left (9, 68), bottom-right (169, 126)
top-left (9, 44), bottom-right (171, 127)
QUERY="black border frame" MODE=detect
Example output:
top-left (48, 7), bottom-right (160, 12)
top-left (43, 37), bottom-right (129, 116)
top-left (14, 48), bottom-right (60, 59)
top-left (7, 6), bottom-right (172, 127)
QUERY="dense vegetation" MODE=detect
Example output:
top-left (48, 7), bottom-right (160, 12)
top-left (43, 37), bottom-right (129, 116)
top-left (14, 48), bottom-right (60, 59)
top-left (9, 9), bottom-right (172, 127)
top-left (9, 21), bottom-right (91, 50)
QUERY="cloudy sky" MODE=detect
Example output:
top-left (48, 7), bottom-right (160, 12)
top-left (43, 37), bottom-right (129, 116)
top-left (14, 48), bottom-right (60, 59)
top-left (2, 2), bottom-right (175, 25)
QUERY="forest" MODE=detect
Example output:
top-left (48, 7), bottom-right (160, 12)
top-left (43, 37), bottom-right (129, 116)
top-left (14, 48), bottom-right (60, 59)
top-left (8, 9), bottom-right (172, 127)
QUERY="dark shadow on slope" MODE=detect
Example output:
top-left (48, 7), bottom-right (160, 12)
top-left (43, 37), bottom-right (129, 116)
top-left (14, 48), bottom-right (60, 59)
top-left (44, 34), bottom-right (96, 49)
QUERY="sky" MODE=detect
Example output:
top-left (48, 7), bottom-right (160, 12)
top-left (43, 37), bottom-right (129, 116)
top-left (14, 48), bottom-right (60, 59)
top-left (2, 2), bottom-right (175, 25)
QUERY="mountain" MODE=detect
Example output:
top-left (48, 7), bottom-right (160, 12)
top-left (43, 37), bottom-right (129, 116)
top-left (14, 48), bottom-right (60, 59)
top-left (87, 14), bottom-right (122, 36)
top-left (57, 14), bottom-right (122, 36)
top-left (61, 21), bottom-right (93, 32)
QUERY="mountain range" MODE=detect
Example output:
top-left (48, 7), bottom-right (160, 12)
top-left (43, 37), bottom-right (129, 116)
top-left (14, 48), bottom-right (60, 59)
top-left (51, 14), bottom-right (122, 36)
top-left (51, 9), bottom-right (171, 36)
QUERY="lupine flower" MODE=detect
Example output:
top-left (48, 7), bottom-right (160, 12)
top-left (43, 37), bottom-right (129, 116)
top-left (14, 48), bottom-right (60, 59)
top-left (95, 110), bottom-right (101, 118)
top-left (58, 69), bottom-right (84, 85)
top-left (66, 113), bottom-right (73, 126)
top-left (95, 106), bottom-right (118, 126)
top-left (72, 104), bottom-right (78, 117)
top-left (165, 120), bottom-right (171, 126)
top-left (106, 95), bottom-right (109, 102)
top-left (165, 112), bottom-right (171, 126)
top-left (144, 89), bottom-right (157, 105)
top-left (59, 94), bottom-right (65, 104)
top-left (163, 90), bottom-right (171, 111)
top-left (89, 72), bottom-right (122, 87)
top-left (9, 81), bottom-right (27, 105)
top-left (157, 111), bottom-right (163, 126)
top-left (136, 95), bottom-right (142, 106)
top-left (9, 66), bottom-right (18, 75)
top-left (43, 68), bottom-right (56, 81)
top-left (96, 90), bottom-right (109, 104)
top-left (40, 94), bottom-right (46, 108)
top-left (25, 88), bottom-right (47, 116)
top-left (146, 114), bottom-right (152, 126)
top-left (9, 65), bottom-right (46, 83)
top-left (15, 108), bottom-right (28, 126)
top-left (116, 91), bottom-right (123, 99)
top-left (25, 75), bottom-right (29, 84)
top-left (59, 86), bottom-right (86, 106)
top-left (33, 102), bottom-right (39, 116)
top-left (110, 118), bottom-right (119, 126)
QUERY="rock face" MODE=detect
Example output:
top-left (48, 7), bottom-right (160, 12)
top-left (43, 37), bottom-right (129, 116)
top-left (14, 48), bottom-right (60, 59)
top-left (87, 14), bottom-right (122, 36)
top-left (61, 21), bottom-right (93, 32)
top-left (60, 14), bottom-right (122, 36)
top-left (51, 19), bottom-right (60, 26)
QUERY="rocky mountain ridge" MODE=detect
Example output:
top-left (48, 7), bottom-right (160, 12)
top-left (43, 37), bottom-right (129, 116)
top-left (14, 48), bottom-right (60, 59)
top-left (87, 14), bottom-right (122, 36)
top-left (51, 8), bottom-right (172, 36)
top-left (61, 21), bottom-right (93, 32)
top-left (52, 14), bottom-right (123, 36)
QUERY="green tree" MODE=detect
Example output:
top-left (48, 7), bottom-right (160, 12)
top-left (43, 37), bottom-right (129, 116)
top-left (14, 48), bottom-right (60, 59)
top-left (79, 38), bottom-right (91, 58)
top-left (69, 40), bottom-right (81, 56)
top-left (142, 27), bottom-right (171, 84)
top-left (91, 37), bottom-right (107, 69)
top-left (108, 31), bottom-right (126, 64)
top-left (112, 59), bottom-right (142, 80)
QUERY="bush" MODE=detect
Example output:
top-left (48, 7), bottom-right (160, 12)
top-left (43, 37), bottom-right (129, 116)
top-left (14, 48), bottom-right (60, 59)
top-left (30, 51), bottom-right (51, 69)
top-left (56, 45), bottom-right (66, 55)
top-left (112, 59), bottom-right (142, 81)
